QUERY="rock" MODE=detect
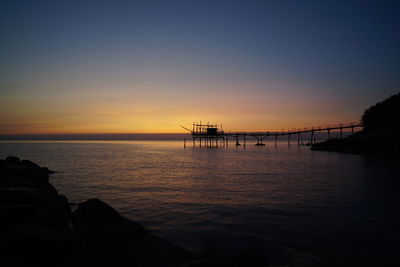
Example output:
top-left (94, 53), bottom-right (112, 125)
top-left (28, 167), bottom-right (50, 185)
top-left (41, 183), bottom-right (58, 197)
top-left (72, 198), bottom-right (148, 243)
top-left (200, 236), bottom-right (268, 267)
top-left (199, 235), bottom-right (321, 267)
top-left (0, 163), bottom-right (49, 187)
top-left (0, 187), bottom-right (45, 230)
top-left (2, 224), bottom-right (78, 266)
top-left (181, 258), bottom-right (212, 267)
top-left (0, 202), bottom-right (45, 231)
top-left (28, 195), bottom-right (71, 228)
top-left (0, 175), bottom-right (38, 188)
top-left (113, 235), bottom-right (194, 267)
top-left (21, 159), bottom-right (41, 170)
top-left (0, 159), bottom-right (6, 168)
top-left (0, 187), bottom-right (44, 204)
top-left (5, 156), bottom-right (20, 165)
top-left (0, 158), bottom-right (69, 231)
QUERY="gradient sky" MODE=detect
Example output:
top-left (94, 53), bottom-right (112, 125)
top-left (1, 0), bottom-right (399, 134)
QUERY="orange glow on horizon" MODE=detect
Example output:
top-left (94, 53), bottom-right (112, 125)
top-left (0, 81), bottom-right (364, 135)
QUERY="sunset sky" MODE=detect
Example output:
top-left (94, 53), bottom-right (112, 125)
top-left (1, 0), bottom-right (399, 134)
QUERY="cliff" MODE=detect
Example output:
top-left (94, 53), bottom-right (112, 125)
top-left (312, 93), bottom-right (400, 154)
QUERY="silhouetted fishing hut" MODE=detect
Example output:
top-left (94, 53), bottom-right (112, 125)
top-left (182, 122), bottom-right (225, 147)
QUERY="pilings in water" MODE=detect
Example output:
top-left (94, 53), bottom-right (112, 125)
top-left (184, 122), bottom-right (363, 148)
top-left (235, 134), bottom-right (240, 146)
top-left (310, 130), bottom-right (314, 145)
top-left (297, 132), bottom-right (301, 146)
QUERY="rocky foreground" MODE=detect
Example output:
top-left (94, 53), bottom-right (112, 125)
top-left (0, 156), bottom-right (320, 267)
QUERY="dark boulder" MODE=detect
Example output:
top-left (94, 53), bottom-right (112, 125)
top-left (41, 182), bottom-right (59, 197)
top-left (200, 236), bottom-right (268, 267)
top-left (0, 160), bottom-right (50, 186)
top-left (72, 198), bottom-right (148, 243)
top-left (5, 156), bottom-right (20, 165)
top-left (0, 187), bottom-right (44, 204)
top-left (0, 157), bottom-right (69, 230)
top-left (40, 194), bottom-right (71, 228)
top-left (0, 159), bottom-right (6, 168)
top-left (199, 235), bottom-right (321, 267)
top-left (2, 224), bottom-right (78, 266)
top-left (21, 159), bottom-right (41, 170)
top-left (113, 234), bottom-right (194, 267)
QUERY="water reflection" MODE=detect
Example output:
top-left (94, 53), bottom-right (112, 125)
top-left (0, 140), bottom-right (399, 264)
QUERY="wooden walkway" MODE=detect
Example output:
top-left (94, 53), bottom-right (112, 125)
top-left (184, 122), bottom-right (363, 147)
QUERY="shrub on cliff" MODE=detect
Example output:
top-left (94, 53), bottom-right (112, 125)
top-left (362, 93), bottom-right (400, 133)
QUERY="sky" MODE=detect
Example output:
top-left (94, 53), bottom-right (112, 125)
top-left (1, 0), bottom-right (399, 134)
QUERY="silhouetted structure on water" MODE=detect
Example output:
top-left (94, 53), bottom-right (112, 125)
top-left (181, 122), bottom-right (363, 147)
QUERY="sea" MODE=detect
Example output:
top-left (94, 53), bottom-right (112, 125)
top-left (1, 140), bottom-right (399, 265)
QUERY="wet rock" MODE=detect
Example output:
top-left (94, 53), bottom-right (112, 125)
top-left (114, 235), bottom-right (194, 267)
top-left (72, 198), bottom-right (148, 243)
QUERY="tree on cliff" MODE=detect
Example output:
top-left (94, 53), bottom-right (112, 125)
top-left (362, 93), bottom-right (400, 133)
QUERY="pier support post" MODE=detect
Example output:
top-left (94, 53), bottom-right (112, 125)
top-left (275, 135), bottom-right (278, 147)
top-left (340, 124), bottom-right (343, 139)
top-left (288, 134), bottom-right (291, 146)
top-left (310, 130), bottom-right (314, 144)
top-left (328, 129), bottom-right (331, 140)
top-left (297, 133), bottom-right (301, 146)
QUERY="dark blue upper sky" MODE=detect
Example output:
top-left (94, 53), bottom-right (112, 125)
top-left (1, 0), bottom-right (399, 133)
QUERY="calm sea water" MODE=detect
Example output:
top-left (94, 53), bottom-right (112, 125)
top-left (1, 140), bottom-right (399, 264)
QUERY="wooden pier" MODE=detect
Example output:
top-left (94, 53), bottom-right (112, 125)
top-left (181, 122), bottom-right (363, 147)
